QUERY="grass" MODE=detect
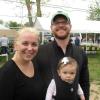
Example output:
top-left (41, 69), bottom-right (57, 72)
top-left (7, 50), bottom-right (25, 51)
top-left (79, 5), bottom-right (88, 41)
top-left (0, 56), bottom-right (8, 68)
top-left (0, 53), bottom-right (13, 68)
top-left (88, 51), bottom-right (100, 82)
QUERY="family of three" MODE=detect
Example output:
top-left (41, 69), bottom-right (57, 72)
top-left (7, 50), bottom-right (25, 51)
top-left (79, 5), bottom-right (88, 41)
top-left (0, 11), bottom-right (90, 100)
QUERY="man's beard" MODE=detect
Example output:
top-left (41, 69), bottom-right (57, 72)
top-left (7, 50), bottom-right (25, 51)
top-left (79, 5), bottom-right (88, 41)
top-left (54, 34), bottom-right (69, 40)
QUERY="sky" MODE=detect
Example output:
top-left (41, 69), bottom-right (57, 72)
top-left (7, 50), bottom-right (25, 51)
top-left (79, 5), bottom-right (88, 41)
top-left (43, 0), bottom-right (95, 21)
top-left (0, 0), bottom-right (95, 24)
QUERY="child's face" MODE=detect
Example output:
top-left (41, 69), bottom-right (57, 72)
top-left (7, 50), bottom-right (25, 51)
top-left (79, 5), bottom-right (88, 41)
top-left (57, 64), bottom-right (76, 83)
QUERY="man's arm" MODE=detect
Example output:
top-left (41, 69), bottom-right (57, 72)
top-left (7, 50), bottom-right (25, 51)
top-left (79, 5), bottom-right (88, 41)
top-left (79, 52), bottom-right (90, 100)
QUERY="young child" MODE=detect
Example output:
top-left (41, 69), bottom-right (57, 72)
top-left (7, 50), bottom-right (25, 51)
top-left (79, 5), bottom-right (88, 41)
top-left (45, 57), bottom-right (85, 100)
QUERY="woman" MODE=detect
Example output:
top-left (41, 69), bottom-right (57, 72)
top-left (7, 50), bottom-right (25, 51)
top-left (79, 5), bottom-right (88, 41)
top-left (0, 27), bottom-right (45, 100)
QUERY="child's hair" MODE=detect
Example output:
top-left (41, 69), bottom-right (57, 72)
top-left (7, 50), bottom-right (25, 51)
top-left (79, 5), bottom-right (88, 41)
top-left (57, 57), bottom-right (78, 71)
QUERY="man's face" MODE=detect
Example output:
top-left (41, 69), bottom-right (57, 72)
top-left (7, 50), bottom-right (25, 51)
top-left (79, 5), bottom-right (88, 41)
top-left (51, 16), bottom-right (71, 40)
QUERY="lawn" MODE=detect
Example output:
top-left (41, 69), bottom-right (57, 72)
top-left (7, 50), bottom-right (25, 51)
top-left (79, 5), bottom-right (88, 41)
top-left (0, 56), bottom-right (7, 67)
top-left (0, 53), bottom-right (13, 67)
top-left (88, 51), bottom-right (100, 82)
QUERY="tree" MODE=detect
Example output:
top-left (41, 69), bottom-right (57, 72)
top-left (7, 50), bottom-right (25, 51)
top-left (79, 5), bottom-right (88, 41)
top-left (0, 20), bottom-right (4, 24)
top-left (20, 0), bottom-right (50, 26)
top-left (6, 21), bottom-right (21, 30)
top-left (25, 0), bottom-right (34, 26)
top-left (36, 0), bottom-right (42, 17)
top-left (88, 0), bottom-right (100, 20)
top-left (20, 0), bottom-right (42, 26)
top-left (35, 0), bottom-right (50, 17)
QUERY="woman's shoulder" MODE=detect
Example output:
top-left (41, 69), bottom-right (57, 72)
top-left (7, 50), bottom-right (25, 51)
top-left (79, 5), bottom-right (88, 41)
top-left (0, 60), bottom-right (17, 76)
top-left (0, 60), bottom-right (16, 88)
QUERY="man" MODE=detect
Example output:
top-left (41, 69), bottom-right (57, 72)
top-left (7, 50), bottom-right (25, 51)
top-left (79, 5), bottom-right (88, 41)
top-left (34, 11), bottom-right (90, 100)
top-left (75, 36), bottom-right (80, 46)
top-left (0, 35), bottom-right (9, 54)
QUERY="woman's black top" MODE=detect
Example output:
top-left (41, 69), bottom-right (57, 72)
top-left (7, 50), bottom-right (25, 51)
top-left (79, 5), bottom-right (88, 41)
top-left (0, 60), bottom-right (46, 100)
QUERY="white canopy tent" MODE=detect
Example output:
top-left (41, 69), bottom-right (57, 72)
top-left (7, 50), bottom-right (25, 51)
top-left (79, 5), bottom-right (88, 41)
top-left (34, 17), bottom-right (100, 45)
top-left (34, 17), bottom-right (100, 53)
top-left (0, 24), bottom-right (9, 30)
top-left (34, 17), bottom-right (100, 33)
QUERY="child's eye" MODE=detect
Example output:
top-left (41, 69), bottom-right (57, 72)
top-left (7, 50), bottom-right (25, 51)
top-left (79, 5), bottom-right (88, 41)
top-left (63, 72), bottom-right (67, 74)
top-left (70, 72), bottom-right (75, 75)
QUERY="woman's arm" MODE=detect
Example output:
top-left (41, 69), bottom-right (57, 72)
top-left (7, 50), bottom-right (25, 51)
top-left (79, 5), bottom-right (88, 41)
top-left (0, 63), bottom-right (16, 100)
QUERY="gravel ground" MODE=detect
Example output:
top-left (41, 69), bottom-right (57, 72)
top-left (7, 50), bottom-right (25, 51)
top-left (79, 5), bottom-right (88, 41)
top-left (90, 81), bottom-right (100, 100)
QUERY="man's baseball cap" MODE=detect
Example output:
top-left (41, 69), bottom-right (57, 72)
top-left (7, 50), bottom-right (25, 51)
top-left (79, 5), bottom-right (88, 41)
top-left (51, 11), bottom-right (71, 24)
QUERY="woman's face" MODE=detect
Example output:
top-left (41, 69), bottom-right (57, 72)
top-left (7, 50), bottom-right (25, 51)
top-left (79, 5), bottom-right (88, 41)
top-left (14, 32), bottom-right (39, 61)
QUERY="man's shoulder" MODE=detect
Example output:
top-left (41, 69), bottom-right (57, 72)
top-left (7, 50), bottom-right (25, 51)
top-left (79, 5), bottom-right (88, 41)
top-left (71, 44), bottom-right (86, 56)
top-left (39, 42), bottom-right (53, 50)
top-left (71, 44), bottom-right (82, 51)
top-left (35, 43), bottom-right (53, 63)
top-left (71, 44), bottom-right (87, 59)
top-left (37, 42), bottom-right (54, 58)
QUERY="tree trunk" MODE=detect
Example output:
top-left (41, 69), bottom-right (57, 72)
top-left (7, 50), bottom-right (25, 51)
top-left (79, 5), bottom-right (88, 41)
top-left (25, 0), bottom-right (33, 26)
top-left (36, 0), bottom-right (42, 17)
